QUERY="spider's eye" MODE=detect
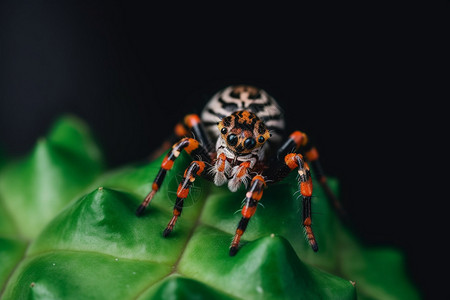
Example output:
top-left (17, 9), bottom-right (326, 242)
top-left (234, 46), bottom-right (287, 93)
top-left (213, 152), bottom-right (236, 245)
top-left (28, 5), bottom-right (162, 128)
top-left (244, 138), bottom-right (256, 149)
top-left (221, 127), bottom-right (227, 134)
top-left (227, 134), bottom-right (238, 146)
top-left (258, 136), bottom-right (265, 143)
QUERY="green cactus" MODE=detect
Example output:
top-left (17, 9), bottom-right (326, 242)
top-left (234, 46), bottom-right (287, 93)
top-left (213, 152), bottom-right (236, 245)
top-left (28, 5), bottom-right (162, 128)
top-left (0, 116), bottom-right (420, 299)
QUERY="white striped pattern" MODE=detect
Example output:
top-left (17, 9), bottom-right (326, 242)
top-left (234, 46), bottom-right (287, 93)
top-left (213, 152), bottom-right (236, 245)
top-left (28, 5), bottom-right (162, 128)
top-left (200, 85), bottom-right (285, 144)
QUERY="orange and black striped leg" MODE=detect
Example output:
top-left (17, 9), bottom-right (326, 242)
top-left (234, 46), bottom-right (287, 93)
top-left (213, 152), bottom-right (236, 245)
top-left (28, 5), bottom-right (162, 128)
top-left (150, 113), bottom-right (213, 160)
top-left (163, 160), bottom-right (206, 237)
top-left (184, 114), bottom-right (214, 153)
top-left (284, 153), bottom-right (318, 251)
top-left (277, 131), bottom-right (346, 218)
top-left (149, 122), bottom-right (191, 160)
top-left (136, 137), bottom-right (205, 216)
top-left (229, 175), bottom-right (266, 256)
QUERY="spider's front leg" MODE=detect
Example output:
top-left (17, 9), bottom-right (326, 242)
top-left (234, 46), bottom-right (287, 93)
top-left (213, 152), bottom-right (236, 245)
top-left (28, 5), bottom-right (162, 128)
top-left (136, 136), bottom-right (208, 216)
top-left (163, 160), bottom-right (206, 237)
top-left (229, 175), bottom-right (266, 256)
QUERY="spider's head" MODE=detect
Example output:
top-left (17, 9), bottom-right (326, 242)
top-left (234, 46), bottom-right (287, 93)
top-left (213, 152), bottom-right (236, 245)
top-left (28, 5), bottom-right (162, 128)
top-left (217, 110), bottom-right (271, 155)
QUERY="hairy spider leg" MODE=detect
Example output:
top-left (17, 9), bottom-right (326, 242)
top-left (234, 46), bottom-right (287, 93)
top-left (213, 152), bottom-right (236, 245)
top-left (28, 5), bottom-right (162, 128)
top-left (136, 137), bottom-right (208, 216)
top-left (184, 114), bottom-right (214, 153)
top-left (277, 131), bottom-right (346, 218)
top-left (263, 152), bottom-right (318, 252)
top-left (285, 153), bottom-right (318, 251)
top-left (163, 160), bottom-right (206, 237)
top-left (150, 113), bottom-right (213, 160)
top-left (229, 175), bottom-right (266, 256)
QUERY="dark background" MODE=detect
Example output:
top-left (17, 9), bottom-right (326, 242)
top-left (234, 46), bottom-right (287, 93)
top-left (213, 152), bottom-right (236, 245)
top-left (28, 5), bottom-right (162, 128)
top-left (0, 1), bottom-right (447, 299)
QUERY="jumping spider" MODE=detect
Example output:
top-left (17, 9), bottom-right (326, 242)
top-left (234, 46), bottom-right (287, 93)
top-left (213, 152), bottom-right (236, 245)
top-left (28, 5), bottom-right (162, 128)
top-left (136, 85), bottom-right (342, 256)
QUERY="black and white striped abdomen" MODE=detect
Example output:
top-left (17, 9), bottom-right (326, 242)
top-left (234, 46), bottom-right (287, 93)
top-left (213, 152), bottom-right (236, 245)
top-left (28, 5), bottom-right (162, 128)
top-left (200, 85), bottom-right (285, 144)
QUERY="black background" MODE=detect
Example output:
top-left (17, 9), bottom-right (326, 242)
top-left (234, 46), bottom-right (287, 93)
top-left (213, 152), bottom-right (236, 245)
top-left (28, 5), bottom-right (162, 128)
top-left (0, 1), bottom-right (448, 299)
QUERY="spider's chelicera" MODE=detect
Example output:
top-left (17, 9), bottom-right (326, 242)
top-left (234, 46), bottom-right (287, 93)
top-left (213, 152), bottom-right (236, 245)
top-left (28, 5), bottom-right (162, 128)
top-left (136, 85), bottom-right (342, 256)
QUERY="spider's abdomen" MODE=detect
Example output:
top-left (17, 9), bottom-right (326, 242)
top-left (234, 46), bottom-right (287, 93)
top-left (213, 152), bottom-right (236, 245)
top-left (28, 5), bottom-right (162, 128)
top-left (200, 85), bottom-right (285, 144)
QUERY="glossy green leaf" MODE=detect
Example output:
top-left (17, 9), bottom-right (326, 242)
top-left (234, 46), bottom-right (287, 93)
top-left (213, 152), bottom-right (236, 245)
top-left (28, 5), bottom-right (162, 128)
top-left (0, 116), bottom-right (420, 300)
top-left (0, 115), bottom-right (104, 240)
top-left (0, 238), bottom-right (27, 291)
top-left (138, 276), bottom-right (237, 300)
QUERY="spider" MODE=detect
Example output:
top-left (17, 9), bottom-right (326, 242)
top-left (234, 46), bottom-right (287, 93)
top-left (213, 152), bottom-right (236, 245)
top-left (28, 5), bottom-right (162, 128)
top-left (136, 85), bottom-right (343, 256)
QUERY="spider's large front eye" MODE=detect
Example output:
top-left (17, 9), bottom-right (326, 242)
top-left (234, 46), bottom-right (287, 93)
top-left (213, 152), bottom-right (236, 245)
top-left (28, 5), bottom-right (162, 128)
top-left (227, 134), bottom-right (238, 146)
top-left (244, 138), bottom-right (256, 149)
top-left (221, 127), bottom-right (227, 134)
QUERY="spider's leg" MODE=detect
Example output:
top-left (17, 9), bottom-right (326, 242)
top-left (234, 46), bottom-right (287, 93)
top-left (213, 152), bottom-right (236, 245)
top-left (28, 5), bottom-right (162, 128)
top-left (163, 160), bottom-right (206, 237)
top-left (229, 175), bottom-right (266, 256)
top-left (184, 114), bottom-right (214, 153)
top-left (149, 122), bottom-right (191, 160)
top-left (150, 113), bottom-right (213, 160)
top-left (264, 153), bottom-right (318, 252)
top-left (136, 137), bottom-right (209, 216)
top-left (277, 131), bottom-right (346, 218)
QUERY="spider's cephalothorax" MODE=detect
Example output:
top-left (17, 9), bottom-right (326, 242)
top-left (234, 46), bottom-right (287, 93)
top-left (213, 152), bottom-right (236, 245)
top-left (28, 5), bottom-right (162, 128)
top-left (213, 110), bottom-right (271, 192)
top-left (136, 85), bottom-right (344, 256)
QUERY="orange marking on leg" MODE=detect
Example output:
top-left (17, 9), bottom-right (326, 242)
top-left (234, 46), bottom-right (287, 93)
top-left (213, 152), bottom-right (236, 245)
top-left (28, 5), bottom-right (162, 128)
top-left (241, 206), bottom-right (257, 218)
top-left (174, 123), bottom-right (189, 137)
top-left (176, 186), bottom-right (190, 198)
top-left (252, 175), bottom-right (266, 186)
top-left (184, 138), bottom-right (199, 154)
top-left (252, 190), bottom-right (264, 201)
top-left (305, 147), bottom-right (319, 161)
top-left (152, 183), bottom-right (159, 191)
top-left (161, 157), bottom-right (174, 170)
top-left (304, 217), bottom-right (312, 226)
top-left (184, 114), bottom-right (201, 128)
top-left (236, 229), bottom-right (244, 236)
top-left (290, 131), bottom-right (308, 148)
top-left (300, 179), bottom-right (313, 197)
top-left (285, 153), bottom-right (299, 170)
top-left (195, 161), bottom-right (205, 175)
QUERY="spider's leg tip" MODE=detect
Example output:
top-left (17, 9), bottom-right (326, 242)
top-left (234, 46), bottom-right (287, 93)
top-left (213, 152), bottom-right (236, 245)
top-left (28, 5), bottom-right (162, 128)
top-left (162, 228), bottom-right (172, 237)
top-left (229, 246), bottom-right (238, 256)
top-left (135, 205), bottom-right (146, 217)
top-left (311, 243), bottom-right (319, 252)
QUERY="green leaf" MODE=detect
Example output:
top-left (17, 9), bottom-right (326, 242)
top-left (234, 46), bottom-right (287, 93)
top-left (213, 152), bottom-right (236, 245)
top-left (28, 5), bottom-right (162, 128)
top-left (0, 116), bottom-right (420, 300)
top-left (0, 116), bottom-right (105, 296)
top-left (139, 276), bottom-right (237, 300)
top-left (0, 115), bottom-right (104, 240)
top-left (0, 238), bottom-right (27, 290)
